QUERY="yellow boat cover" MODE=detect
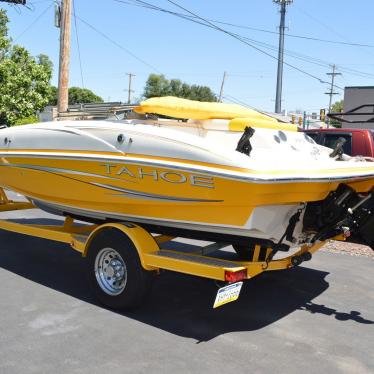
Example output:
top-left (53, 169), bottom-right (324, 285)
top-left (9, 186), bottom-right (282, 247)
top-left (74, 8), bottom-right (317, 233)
top-left (134, 96), bottom-right (277, 122)
top-left (229, 117), bottom-right (297, 132)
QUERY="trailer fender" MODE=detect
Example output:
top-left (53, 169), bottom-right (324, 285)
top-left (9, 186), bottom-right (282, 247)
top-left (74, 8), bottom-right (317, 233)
top-left (82, 223), bottom-right (159, 271)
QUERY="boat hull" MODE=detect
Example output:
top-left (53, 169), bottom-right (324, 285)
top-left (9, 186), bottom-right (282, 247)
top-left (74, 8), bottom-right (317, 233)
top-left (1, 120), bottom-right (374, 245)
top-left (1, 150), bottom-right (374, 243)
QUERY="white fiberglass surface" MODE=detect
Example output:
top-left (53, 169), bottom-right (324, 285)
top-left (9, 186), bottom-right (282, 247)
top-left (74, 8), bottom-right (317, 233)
top-left (0, 123), bottom-right (122, 153)
top-left (3, 120), bottom-right (374, 177)
top-left (244, 204), bottom-right (300, 242)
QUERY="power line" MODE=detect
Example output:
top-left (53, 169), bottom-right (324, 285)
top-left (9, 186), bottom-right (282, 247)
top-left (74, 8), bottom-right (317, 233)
top-left (115, 0), bottom-right (342, 89)
top-left (13, 1), bottom-right (53, 41)
top-left (338, 66), bottom-right (374, 80)
top-left (241, 36), bottom-right (374, 80)
top-left (223, 94), bottom-right (256, 109)
top-left (75, 14), bottom-right (162, 74)
top-left (164, 0), bottom-right (341, 89)
top-left (294, 3), bottom-right (374, 60)
top-left (294, 5), bottom-right (350, 43)
top-left (205, 9), bottom-right (374, 82)
top-left (72, 0), bottom-right (84, 87)
top-left (115, 0), bottom-right (374, 83)
top-left (224, 94), bottom-right (279, 118)
top-left (210, 22), bottom-right (374, 49)
top-left (236, 36), bottom-right (374, 81)
top-left (239, 36), bottom-right (329, 67)
top-left (114, 0), bottom-right (374, 49)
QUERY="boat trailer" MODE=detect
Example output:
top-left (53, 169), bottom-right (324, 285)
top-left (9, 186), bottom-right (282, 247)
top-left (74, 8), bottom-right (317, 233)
top-left (0, 188), bottom-right (340, 310)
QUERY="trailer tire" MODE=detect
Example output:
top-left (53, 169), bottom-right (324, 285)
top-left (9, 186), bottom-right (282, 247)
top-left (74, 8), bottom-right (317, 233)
top-left (86, 228), bottom-right (152, 310)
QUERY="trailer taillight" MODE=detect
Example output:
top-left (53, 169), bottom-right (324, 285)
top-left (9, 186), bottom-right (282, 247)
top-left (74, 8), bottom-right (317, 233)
top-left (225, 269), bottom-right (247, 283)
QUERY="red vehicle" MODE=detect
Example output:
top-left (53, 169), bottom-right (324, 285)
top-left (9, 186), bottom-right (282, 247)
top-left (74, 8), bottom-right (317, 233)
top-left (303, 128), bottom-right (374, 157)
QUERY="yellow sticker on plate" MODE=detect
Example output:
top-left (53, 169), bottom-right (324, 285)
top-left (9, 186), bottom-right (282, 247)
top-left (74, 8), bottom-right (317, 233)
top-left (213, 282), bottom-right (243, 308)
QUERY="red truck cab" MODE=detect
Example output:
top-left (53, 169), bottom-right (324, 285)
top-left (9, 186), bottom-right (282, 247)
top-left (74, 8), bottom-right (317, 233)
top-left (303, 128), bottom-right (374, 157)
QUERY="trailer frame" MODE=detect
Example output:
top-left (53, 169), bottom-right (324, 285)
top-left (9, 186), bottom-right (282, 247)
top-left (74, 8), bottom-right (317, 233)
top-left (0, 188), bottom-right (339, 308)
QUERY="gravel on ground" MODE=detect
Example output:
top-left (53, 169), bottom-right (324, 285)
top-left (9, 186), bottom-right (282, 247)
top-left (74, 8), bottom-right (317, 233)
top-left (322, 240), bottom-right (374, 258)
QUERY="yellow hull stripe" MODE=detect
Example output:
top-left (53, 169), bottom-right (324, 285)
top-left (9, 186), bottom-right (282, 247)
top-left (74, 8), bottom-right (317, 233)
top-left (1, 149), bottom-right (374, 178)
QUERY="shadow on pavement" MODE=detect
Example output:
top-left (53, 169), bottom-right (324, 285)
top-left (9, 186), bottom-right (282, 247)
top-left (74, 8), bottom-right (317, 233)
top-left (0, 221), bottom-right (372, 342)
top-left (300, 302), bottom-right (374, 324)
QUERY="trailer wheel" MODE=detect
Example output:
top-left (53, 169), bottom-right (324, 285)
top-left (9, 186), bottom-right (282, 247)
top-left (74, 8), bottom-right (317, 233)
top-left (87, 229), bottom-right (152, 310)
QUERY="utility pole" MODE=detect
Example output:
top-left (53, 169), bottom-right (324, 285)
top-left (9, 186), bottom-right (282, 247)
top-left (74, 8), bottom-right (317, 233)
top-left (325, 64), bottom-right (341, 128)
top-left (274, 0), bottom-right (293, 114)
top-left (57, 0), bottom-right (72, 115)
top-left (218, 71), bottom-right (227, 102)
top-left (125, 73), bottom-right (136, 104)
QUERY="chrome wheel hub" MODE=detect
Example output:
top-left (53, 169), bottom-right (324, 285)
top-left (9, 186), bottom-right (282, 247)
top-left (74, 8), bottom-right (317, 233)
top-left (94, 248), bottom-right (127, 296)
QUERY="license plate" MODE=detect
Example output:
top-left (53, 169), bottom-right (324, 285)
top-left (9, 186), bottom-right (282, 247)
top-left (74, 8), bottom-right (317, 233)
top-left (213, 282), bottom-right (243, 308)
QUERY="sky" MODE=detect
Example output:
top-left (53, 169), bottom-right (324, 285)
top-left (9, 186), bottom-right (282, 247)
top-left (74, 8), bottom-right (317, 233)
top-left (1, 0), bottom-right (374, 113)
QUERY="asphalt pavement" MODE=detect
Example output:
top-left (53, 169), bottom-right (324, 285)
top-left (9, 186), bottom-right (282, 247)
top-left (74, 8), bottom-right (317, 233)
top-left (0, 194), bottom-right (373, 374)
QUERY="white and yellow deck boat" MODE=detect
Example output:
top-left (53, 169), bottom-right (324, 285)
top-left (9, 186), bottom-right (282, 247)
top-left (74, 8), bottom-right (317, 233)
top-left (0, 97), bottom-right (373, 255)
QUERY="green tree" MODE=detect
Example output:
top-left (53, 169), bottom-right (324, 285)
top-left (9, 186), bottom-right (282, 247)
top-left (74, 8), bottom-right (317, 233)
top-left (37, 53), bottom-right (53, 73)
top-left (0, 9), bottom-right (10, 55)
top-left (181, 82), bottom-right (191, 98)
top-left (169, 79), bottom-right (182, 96)
top-left (330, 100), bottom-right (344, 127)
top-left (47, 86), bottom-right (104, 106)
top-left (143, 74), bottom-right (170, 98)
top-left (143, 74), bottom-right (217, 102)
top-left (331, 99), bottom-right (343, 113)
top-left (68, 87), bottom-right (103, 105)
top-left (48, 85), bottom-right (58, 106)
top-left (0, 10), bottom-right (53, 126)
